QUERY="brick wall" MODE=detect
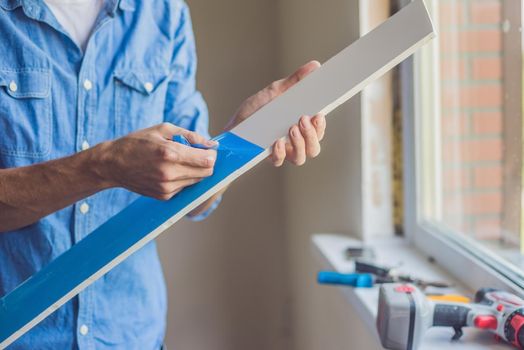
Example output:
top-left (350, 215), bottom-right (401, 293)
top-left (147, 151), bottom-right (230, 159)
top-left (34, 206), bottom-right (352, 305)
top-left (438, 0), bottom-right (504, 240)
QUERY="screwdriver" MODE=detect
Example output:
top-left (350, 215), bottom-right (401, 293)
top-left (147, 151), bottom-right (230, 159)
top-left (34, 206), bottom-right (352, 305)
top-left (317, 270), bottom-right (451, 289)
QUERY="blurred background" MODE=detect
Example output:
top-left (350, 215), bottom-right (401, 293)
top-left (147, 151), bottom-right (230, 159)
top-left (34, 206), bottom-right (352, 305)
top-left (156, 0), bottom-right (523, 349)
top-left (157, 0), bottom-right (370, 349)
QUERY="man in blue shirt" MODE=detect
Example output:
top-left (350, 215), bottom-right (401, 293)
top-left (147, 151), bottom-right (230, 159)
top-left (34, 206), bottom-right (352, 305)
top-left (0, 0), bottom-right (326, 348)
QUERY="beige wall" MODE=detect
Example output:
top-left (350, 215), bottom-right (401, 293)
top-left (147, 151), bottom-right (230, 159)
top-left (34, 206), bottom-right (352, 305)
top-left (278, 1), bottom-right (381, 349)
top-left (158, 0), bottom-right (381, 349)
top-left (157, 0), bottom-right (290, 349)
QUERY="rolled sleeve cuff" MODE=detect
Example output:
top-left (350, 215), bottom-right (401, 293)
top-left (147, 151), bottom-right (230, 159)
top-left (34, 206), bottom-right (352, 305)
top-left (186, 195), bottom-right (222, 222)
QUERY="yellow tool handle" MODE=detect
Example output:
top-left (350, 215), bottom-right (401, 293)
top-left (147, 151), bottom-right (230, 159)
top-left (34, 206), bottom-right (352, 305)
top-left (427, 294), bottom-right (471, 303)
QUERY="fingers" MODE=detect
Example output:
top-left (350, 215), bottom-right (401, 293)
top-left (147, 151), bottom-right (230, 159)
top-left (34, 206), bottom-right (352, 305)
top-left (266, 61), bottom-right (321, 99)
top-left (180, 129), bottom-right (219, 148)
top-left (270, 139), bottom-right (286, 167)
top-left (154, 178), bottom-right (202, 201)
top-left (269, 114), bottom-right (326, 168)
top-left (280, 60), bottom-right (321, 92)
top-left (311, 113), bottom-right (326, 141)
top-left (299, 116), bottom-right (321, 158)
top-left (164, 142), bottom-right (217, 168)
top-left (153, 157), bottom-right (214, 181)
top-left (155, 122), bottom-right (217, 148)
top-left (227, 60), bottom-right (321, 128)
top-left (287, 125), bottom-right (306, 166)
top-left (153, 162), bottom-right (216, 200)
top-left (172, 163), bottom-right (215, 180)
top-left (157, 122), bottom-right (181, 139)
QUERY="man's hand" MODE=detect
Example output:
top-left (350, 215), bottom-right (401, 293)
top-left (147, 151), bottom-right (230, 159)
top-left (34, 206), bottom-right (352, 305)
top-left (225, 60), bottom-right (327, 167)
top-left (193, 61), bottom-right (327, 217)
top-left (0, 62), bottom-right (328, 232)
top-left (0, 122), bottom-right (217, 232)
top-left (96, 123), bottom-right (218, 201)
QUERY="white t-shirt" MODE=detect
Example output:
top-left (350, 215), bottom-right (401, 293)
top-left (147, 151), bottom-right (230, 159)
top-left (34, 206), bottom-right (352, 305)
top-left (44, 0), bottom-right (104, 51)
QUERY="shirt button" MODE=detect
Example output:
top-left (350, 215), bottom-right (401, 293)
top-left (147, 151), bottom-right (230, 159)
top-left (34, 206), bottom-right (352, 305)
top-left (83, 79), bottom-right (93, 91)
top-left (8, 81), bottom-right (17, 92)
top-left (79, 202), bottom-right (90, 214)
top-left (79, 324), bottom-right (89, 336)
top-left (81, 140), bottom-right (90, 151)
top-left (144, 82), bottom-right (153, 93)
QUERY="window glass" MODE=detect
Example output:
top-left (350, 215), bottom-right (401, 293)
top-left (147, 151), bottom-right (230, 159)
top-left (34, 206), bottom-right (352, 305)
top-left (418, 0), bottom-right (524, 266)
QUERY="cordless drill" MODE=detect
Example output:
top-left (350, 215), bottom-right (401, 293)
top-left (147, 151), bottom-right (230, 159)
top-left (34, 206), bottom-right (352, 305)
top-left (376, 283), bottom-right (524, 350)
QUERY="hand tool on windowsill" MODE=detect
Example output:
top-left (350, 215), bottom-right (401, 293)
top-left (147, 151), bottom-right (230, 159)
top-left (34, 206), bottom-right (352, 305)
top-left (317, 259), bottom-right (452, 289)
top-left (427, 293), bottom-right (471, 303)
top-left (344, 245), bottom-right (376, 261)
top-left (317, 270), bottom-right (451, 290)
top-left (354, 260), bottom-right (452, 289)
top-left (377, 283), bottom-right (524, 350)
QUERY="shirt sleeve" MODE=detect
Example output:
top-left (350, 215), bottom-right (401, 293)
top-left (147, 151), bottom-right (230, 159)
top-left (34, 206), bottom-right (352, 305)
top-left (186, 195), bottom-right (223, 222)
top-left (164, 2), bottom-right (220, 220)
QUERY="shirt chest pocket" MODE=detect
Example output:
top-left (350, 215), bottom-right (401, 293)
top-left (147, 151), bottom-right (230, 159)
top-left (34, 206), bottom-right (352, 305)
top-left (114, 68), bottom-right (170, 137)
top-left (0, 69), bottom-right (52, 158)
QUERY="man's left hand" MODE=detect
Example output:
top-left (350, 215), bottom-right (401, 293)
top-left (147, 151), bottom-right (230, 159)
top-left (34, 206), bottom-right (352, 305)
top-left (192, 61), bottom-right (326, 217)
top-left (225, 60), bottom-right (327, 167)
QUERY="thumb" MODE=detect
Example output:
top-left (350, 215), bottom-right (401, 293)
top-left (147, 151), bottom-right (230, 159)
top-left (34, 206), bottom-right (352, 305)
top-left (181, 130), bottom-right (218, 148)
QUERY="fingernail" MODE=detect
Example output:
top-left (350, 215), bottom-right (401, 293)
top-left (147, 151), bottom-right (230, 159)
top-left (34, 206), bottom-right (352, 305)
top-left (300, 117), bottom-right (310, 130)
top-left (291, 127), bottom-right (297, 137)
top-left (208, 140), bottom-right (219, 146)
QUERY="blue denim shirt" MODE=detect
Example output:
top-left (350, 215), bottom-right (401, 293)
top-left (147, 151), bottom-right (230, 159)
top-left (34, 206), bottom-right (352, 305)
top-left (0, 0), bottom-right (217, 348)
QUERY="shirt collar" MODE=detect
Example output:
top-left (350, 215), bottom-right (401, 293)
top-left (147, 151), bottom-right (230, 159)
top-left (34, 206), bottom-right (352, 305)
top-left (0, 0), bottom-right (23, 11)
top-left (0, 0), bottom-right (135, 12)
top-left (118, 0), bottom-right (134, 12)
top-left (106, 0), bottom-right (135, 16)
top-left (0, 0), bottom-right (47, 20)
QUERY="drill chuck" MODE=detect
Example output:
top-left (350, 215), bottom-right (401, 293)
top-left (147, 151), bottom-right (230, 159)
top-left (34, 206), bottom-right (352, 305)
top-left (504, 310), bottom-right (524, 348)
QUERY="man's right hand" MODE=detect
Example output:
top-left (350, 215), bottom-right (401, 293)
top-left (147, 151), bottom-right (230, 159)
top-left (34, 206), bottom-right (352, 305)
top-left (95, 123), bottom-right (218, 200)
top-left (0, 122), bottom-right (218, 232)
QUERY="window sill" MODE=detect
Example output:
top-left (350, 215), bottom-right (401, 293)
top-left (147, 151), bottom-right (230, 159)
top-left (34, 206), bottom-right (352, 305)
top-left (311, 233), bottom-right (510, 350)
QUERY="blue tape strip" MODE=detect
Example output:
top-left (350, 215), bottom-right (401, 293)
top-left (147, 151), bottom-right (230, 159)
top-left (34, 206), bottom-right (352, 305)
top-left (0, 132), bottom-right (264, 344)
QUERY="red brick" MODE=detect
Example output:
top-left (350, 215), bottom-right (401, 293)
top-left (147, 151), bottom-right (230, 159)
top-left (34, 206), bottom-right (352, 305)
top-left (441, 58), bottom-right (466, 80)
top-left (463, 139), bottom-right (502, 162)
top-left (443, 139), bottom-right (502, 162)
top-left (473, 166), bottom-right (502, 188)
top-left (460, 85), bottom-right (503, 107)
top-left (473, 216), bottom-right (502, 240)
top-left (439, 2), bottom-right (465, 25)
top-left (440, 30), bottom-right (501, 53)
top-left (442, 112), bottom-right (469, 137)
top-left (462, 192), bottom-right (502, 214)
top-left (442, 196), bottom-right (465, 218)
top-left (470, 1), bottom-right (502, 24)
top-left (472, 111), bottom-right (502, 134)
top-left (441, 84), bottom-right (502, 108)
top-left (440, 214), bottom-right (472, 234)
top-left (442, 192), bottom-right (501, 216)
top-left (472, 57), bottom-right (502, 80)
top-left (443, 168), bottom-right (471, 190)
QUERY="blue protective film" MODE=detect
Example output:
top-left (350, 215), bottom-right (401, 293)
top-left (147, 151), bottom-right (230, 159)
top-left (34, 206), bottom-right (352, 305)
top-left (0, 132), bottom-right (264, 344)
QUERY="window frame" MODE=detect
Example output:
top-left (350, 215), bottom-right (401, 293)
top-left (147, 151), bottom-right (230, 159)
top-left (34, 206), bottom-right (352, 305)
top-left (401, 0), bottom-right (524, 294)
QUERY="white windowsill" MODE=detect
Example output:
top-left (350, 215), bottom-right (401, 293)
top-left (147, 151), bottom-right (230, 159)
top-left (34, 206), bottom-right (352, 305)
top-left (311, 233), bottom-right (510, 350)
